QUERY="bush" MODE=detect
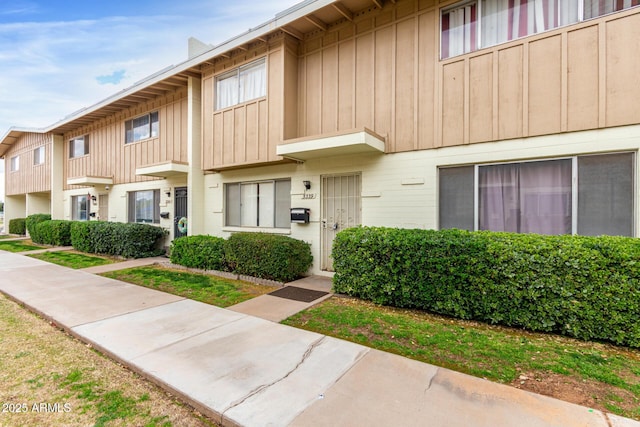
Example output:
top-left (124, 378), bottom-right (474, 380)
top-left (8, 218), bottom-right (26, 236)
top-left (26, 214), bottom-right (52, 242)
top-left (170, 235), bottom-right (226, 271)
top-left (71, 221), bottom-right (166, 258)
top-left (70, 222), bottom-right (92, 253)
top-left (34, 220), bottom-right (72, 246)
top-left (224, 233), bottom-right (313, 282)
top-left (332, 227), bottom-right (640, 348)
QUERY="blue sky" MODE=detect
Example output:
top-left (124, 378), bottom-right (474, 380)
top-left (0, 0), bottom-right (302, 199)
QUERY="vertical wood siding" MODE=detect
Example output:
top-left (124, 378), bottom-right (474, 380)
top-left (293, 1), bottom-right (640, 154)
top-left (201, 41), bottom-right (284, 170)
top-left (64, 88), bottom-right (188, 189)
top-left (5, 133), bottom-right (51, 196)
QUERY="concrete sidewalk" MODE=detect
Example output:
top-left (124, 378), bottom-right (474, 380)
top-left (0, 250), bottom-right (637, 427)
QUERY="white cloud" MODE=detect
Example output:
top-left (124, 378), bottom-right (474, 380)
top-left (0, 0), bottom-right (301, 202)
top-left (0, 0), bottom-right (301, 134)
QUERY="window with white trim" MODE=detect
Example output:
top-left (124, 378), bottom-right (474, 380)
top-left (439, 152), bottom-right (634, 236)
top-left (125, 112), bottom-right (159, 144)
top-left (215, 58), bottom-right (266, 110)
top-left (69, 135), bottom-right (89, 158)
top-left (441, 0), bottom-right (640, 59)
top-left (34, 146), bottom-right (45, 165)
top-left (225, 179), bottom-right (291, 228)
top-left (128, 190), bottom-right (160, 224)
top-left (72, 195), bottom-right (89, 221)
top-left (10, 155), bottom-right (19, 172)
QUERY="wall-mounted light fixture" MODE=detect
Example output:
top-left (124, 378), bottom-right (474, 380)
top-left (303, 180), bottom-right (311, 190)
top-left (165, 188), bottom-right (172, 198)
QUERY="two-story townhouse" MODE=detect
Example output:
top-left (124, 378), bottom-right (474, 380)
top-left (198, 0), bottom-right (640, 273)
top-left (1, 67), bottom-right (203, 241)
top-left (2, 0), bottom-right (640, 275)
top-left (0, 130), bottom-right (62, 223)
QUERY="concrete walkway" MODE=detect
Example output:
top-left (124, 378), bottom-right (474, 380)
top-left (0, 250), bottom-right (637, 427)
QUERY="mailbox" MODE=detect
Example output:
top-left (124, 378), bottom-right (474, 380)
top-left (290, 208), bottom-right (310, 224)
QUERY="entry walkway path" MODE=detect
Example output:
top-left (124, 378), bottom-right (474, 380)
top-left (0, 250), bottom-right (637, 427)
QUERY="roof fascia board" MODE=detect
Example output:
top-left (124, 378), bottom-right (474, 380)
top-left (43, 0), bottom-right (336, 133)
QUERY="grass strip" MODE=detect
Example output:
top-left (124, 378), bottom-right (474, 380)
top-left (283, 297), bottom-right (640, 419)
top-left (0, 294), bottom-right (216, 426)
top-left (0, 240), bottom-right (46, 252)
top-left (28, 251), bottom-right (115, 269)
top-left (102, 265), bottom-right (277, 307)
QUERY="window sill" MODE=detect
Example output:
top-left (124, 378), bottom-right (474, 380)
top-left (125, 136), bottom-right (159, 146)
top-left (214, 97), bottom-right (266, 113)
top-left (222, 226), bottom-right (291, 235)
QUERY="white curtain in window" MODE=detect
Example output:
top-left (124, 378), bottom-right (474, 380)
top-left (481, 0), bottom-right (510, 47)
top-left (479, 160), bottom-right (572, 235)
top-left (241, 183), bottom-right (258, 227)
top-left (584, 0), bottom-right (638, 19)
top-left (239, 61), bottom-right (266, 104)
top-left (258, 182), bottom-right (275, 228)
top-left (442, 3), bottom-right (477, 58)
top-left (481, 0), bottom-right (579, 48)
top-left (216, 74), bottom-right (239, 110)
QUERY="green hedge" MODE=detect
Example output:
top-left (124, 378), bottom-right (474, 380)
top-left (8, 218), bottom-right (26, 236)
top-left (224, 232), bottom-right (313, 282)
top-left (26, 214), bottom-right (52, 242)
top-left (332, 227), bottom-right (640, 347)
top-left (33, 220), bottom-right (73, 246)
top-left (71, 221), bottom-right (166, 258)
top-left (170, 235), bottom-right (226, 271)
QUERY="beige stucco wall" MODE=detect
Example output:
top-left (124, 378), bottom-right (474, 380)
top-left (203, 124), bottom-right (640, 275)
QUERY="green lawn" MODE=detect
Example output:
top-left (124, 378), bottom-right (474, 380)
top-left (102, 265), bottom-right (277, 307)
top-left (283, 297), bottom-right (640, 419)
top-left (0, 240), bottom-right (46, 252)
top-left (28, 251), bottom-right (115, 269)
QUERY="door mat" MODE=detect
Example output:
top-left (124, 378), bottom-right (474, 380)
top-left (268, 286), bottom-right (329, 303)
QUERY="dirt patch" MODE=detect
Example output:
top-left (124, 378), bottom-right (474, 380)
top-left (511, 371), bottom-right (638, 414)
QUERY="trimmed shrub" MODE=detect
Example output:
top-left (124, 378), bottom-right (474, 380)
top-left (8, 218), bottom-right (26, 236)
top-left (333, 227), bottom-right (640, 347)
top-left (170, 235), bottom-right (226, 271)
top-left (34, 220), bottom-right (72, 246)
top-left (224, 232), bottom-right (313, 282)
top-left (70, 222), bottom-right (92, 253)
top-left (26, 214), bottom-right (52, 242)
top-left (71, 221), bottom-right (166, 258)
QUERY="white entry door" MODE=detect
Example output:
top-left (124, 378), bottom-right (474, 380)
top-left (321, 173), bottom-right (361, 271)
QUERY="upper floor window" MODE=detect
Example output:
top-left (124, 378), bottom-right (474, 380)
top-left (69, 135), bottom-right (89, 158)
top-left (225, 179), bottom-right (291, 228)
top-left (125, 112), bottom-right (159, 144)
top-left (128, 189), bottom-right (160, 224)
top-left (10, 155), bottom-right (19, 172)
top-left (441, 0), bottom-right (640, 59)
top-left (34, 146), bottom-right (45, 165)
top-left (215, 58), bottom-right (266, 110)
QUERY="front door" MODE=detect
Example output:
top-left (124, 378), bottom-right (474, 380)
top-left (98, 195), bottom-right (109, 221)
top-left (321, 173), bottom-right (361, 271)
top-left (174, 187), bottom-right (188, 238)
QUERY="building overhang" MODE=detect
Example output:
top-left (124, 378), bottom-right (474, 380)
top-left (276, 128), bottom-right (386, 161)
top-left (66, 176), bottom-right (114, 186)
top-left (136, 161), bottom-right (189, 178)
top-left (0, 128), bottom-right (44, 158)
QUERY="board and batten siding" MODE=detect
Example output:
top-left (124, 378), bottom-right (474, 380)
top-left (201, 35), bottom-right (294, 171)
top-left (292, 0), bottom-right (640, 152)
top-left (64, 89), bottom-right (188, 189)
top-left (5, 133), bottom-right (51, 196)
